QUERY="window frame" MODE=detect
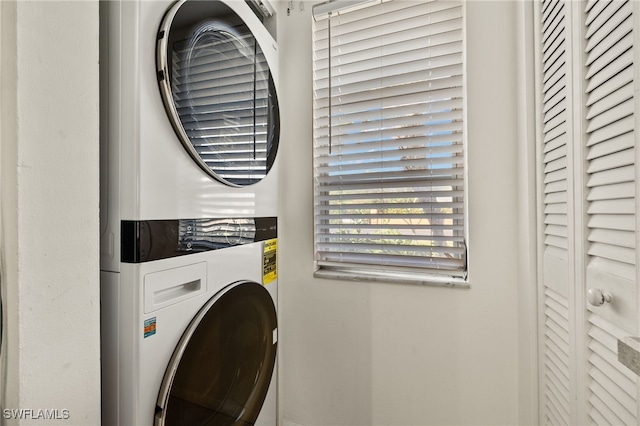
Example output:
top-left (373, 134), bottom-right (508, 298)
top-left (311, 0), bottom-right (470, 287)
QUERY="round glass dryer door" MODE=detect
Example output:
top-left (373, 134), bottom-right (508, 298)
top-left (155, 281), bottom-right (277, 426)
top-left (157, 0), bottom-right (279, 187)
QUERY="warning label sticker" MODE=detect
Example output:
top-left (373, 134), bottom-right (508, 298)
top-left (263, 239), bottom-right (277, 285)
top-left (144, 317), bottom-right (156, 338)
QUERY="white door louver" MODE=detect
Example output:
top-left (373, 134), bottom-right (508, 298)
top-left (539, 1), bottom-right (572, 423)
top-left (537, 0), bottom-right (640, 424)
top-left (584, 0), bottom-right (635, 286)
top-left (541, 0), bottom-right (569, 265)
top-left (584, 0), bottom-right (638, 424)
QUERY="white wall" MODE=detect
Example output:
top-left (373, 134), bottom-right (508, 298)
top-left (0, 2), bottom-right (101, 425)
top-left (277, 1), bottom-right (533, 424)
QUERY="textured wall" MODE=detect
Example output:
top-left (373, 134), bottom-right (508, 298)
top-left (0, 2), bottom-right (100, 424)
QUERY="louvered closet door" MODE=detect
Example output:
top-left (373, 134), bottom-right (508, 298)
top-left (538, 0), bottom-right (573, 424)
top-left (583, 0), bottom-right (638, 424)
top-left (538, 0), bottom-right (640, 424)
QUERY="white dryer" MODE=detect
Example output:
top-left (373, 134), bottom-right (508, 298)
top-left (100, 0), bottom-right (279, 273)
top-left (100, 0), bottom-right (280, 424)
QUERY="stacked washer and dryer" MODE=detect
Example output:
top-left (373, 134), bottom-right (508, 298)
top-left (100, 1), bottom-right (280, 424)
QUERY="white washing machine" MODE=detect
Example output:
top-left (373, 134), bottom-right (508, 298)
top-left (101, 243), bottom-right (278, 426)
top-left (100, 0), bottom-right (280, 424)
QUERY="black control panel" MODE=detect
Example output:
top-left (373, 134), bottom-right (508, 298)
top-left (121, 217), bottom-right (277, 263)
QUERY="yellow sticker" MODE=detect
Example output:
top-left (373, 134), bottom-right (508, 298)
top-left (263, 239), bottom-right (277, 285)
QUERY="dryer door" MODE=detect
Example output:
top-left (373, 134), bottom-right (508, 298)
top-left (155, 281), bottom-right (277, 426)
top-left (157, 0), bottom-right (279, 187)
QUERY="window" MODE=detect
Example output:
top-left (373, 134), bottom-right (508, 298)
top-left (312, 0), bottom-right (466, 284)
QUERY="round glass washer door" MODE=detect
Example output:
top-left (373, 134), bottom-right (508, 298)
top-left (155, 281), bottom-right (277, 426)
top-left (157, 0), bottom-right (279, 187)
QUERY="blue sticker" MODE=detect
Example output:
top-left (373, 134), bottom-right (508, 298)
top-left (144, 317), bottom-right (156, 338)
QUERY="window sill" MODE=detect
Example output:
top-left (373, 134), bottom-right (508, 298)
top-left (313, 268), bottom-right (470, 289)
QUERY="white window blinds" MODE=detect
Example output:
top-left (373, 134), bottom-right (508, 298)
top-left (312, 0), bottom-right (466, 279)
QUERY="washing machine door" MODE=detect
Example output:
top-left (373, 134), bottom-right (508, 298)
top-left (157, 0), bottom-right (279, 187)
top-left (155, 281), bottom-right (277, 426)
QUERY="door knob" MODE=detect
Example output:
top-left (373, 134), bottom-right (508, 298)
top-left (587, 288), bottom-right (612, 307)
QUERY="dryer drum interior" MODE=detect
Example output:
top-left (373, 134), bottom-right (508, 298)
top-left (156, 281), bottom-right (277, 426)
top-left (157, 0), bottom-right (280, 187)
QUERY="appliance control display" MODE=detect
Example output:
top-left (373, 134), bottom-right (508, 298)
top-left (121, 217), bottom-right (277, 263)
